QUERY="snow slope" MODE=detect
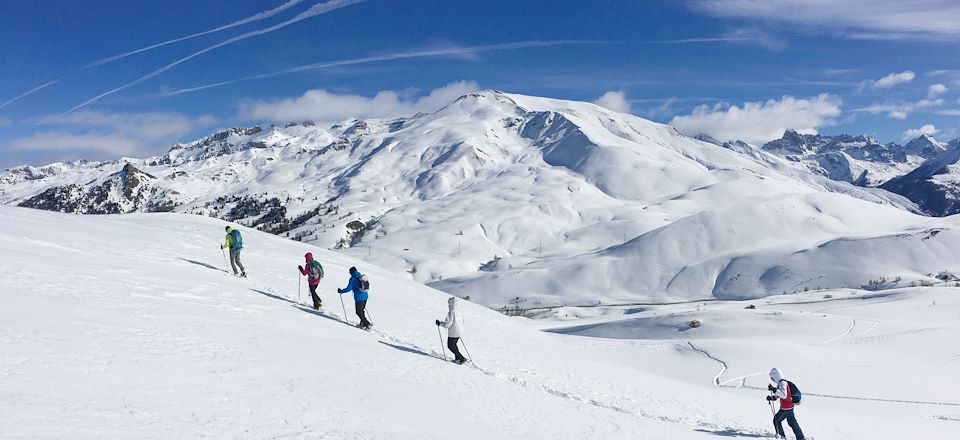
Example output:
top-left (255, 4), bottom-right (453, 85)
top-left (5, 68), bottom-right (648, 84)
top-left (541, 286), bottom-right (960, 440)
top-left (1, 208), bottom-right (955, 439)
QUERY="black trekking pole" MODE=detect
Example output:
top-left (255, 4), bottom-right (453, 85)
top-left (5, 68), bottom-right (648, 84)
top-left (297, 271), bottom-right (302, 306)
top-left (459, 338), bottom-right (476, 368)
top-left (339, 292), bottom-right (348, 322)
top-left (436, 324), bottom-right (447, 361)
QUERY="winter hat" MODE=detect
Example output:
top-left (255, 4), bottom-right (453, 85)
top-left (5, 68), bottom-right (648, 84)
top-left (349, 266), bottom-right (358, 274)
top-left (448, 297), bottom-right (457, 306)
top-left (304, 252), bottom-right (313, 261)
top-left (770, 367), bottom-right (783, 382)
top-left (225, 226), bottom-right (231, 231)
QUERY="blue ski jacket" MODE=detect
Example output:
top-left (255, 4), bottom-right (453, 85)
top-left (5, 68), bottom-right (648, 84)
top-left (338, 272), bottom-right (368, 302)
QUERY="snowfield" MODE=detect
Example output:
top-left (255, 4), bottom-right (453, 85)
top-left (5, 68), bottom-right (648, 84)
top-left (1, 207), bottom-right (957, 439)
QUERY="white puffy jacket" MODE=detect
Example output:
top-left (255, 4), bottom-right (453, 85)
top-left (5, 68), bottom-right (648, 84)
top-left (439, 297), bottom-right (463, 338)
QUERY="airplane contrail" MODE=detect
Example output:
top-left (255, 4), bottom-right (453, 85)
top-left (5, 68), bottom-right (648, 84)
top-left (0, 79), bottom-right (60, 111)
top-left (166, 40), bottom-right (607, 96)
top-left (63, 0), bottom-right (365, 115)
top-left (86, 0), bottom-right (307, 68)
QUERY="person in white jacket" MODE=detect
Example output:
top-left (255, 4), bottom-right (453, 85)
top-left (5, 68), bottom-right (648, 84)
top-left (766, 367), bottom-right (805, 440)
top-left (435, 297), bottom-right (467, 364)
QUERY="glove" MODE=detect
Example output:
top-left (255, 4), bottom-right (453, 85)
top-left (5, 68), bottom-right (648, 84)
top-left (435, 320), bottom-right (441, 326)
top-left (298, 265), bottom-right (303, 272)
top-left (766, 395), bottom-right (776, 402)
top-left (768, 384), bottom-right (777, 392)
top-left (337, 289), bottom-right (344, 294)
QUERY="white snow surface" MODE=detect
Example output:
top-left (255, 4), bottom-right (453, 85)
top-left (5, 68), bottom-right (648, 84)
top-left (0, 91), bottom-right (935, 309)
top-left (2, 207), bottom-right (957, 439)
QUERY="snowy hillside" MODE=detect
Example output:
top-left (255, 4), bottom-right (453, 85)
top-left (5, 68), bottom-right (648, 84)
top-left (0, 91), bottom-right (932, 309)
top-left (433, 191), bottom-right (960, 305)
top-left (1, 208), bottom-right (956, 439)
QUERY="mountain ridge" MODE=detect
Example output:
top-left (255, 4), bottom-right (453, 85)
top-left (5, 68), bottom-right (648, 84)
top-left (2, 90), bottom-right (950, 307)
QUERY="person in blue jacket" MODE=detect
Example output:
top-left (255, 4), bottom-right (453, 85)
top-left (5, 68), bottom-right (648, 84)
top-left (338, 266), bottom-right (371, 329)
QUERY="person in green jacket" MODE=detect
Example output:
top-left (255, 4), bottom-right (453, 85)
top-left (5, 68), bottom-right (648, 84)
top-left (221, 226), bottom-right (246, 277)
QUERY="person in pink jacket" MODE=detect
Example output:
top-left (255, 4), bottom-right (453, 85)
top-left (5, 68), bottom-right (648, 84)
top-left (298, 252), bottom-right (324, 310)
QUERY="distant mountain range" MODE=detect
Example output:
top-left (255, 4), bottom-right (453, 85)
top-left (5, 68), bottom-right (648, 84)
top-left (718, 130), bottom-right (960, 216)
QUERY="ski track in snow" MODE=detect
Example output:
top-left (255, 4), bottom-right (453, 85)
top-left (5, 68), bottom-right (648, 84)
top-left (680, 320), bottom-right (960, 408)
top-left (818, 317), bottom-right (857, 345)
top-left (685, 341), bottom-right (728, 387)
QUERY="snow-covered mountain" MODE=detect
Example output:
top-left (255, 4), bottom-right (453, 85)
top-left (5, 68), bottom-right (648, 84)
top-left (757, 130), bottom-right (947, 187)
top-left (3, 90), bottom-right (949, 309)
top-left (881, 139), bottom-right (960, 216)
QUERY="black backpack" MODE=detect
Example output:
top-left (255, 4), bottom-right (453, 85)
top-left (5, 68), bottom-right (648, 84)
top-left (781, 379), bottom-right (802, 404)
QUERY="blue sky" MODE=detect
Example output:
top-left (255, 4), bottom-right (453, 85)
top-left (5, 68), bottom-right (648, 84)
top-left (2, 0), bottom-right (960, 168)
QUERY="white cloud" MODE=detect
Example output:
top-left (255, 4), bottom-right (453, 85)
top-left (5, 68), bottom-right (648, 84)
top-left (929, 83), bottom-right (948, 98)
top-left (642, 97), bottom-right (679, 117)
top-left (5, 110), bottom-right (218, 159)
top-left (39, 110), bottom-right (217, 139)
top-left (8, 132), bottom-right (146, 156)
top-left (903, 124), bottom-right (938, 141)
top-left (934, 109), bottom-right (960, 116)
top-left (593, 91), bottom-right (632, 113)
top-left (858, 71), bottom-right (915, 91)
top-left (670, 94), bottom-right (842, 144)
top-left (238, 81), bottom-right (480, 123)
top-left (874, 71), bottom-right (916, 88)
top-left (688, 0), bottom-right (960, 40)
top-left (854, 98), bottom-right (943, 119)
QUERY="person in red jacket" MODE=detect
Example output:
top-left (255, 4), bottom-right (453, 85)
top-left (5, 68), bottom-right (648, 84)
top-left (766, 367), bottom-right (805, 440)
top-left (298, 253), bottom-right (324, 310)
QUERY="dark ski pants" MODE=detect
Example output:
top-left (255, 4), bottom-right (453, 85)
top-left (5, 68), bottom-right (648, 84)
top-left (773, 409), bottom-right (804, 440)
top-left (355, 300), bottom-right (371, 327)
top-left (308, 283), bottom-right (321, 308)
top-left (447, 337), bottom-right (466, 362)
top-left (229, 248), bottom-right (245, 275)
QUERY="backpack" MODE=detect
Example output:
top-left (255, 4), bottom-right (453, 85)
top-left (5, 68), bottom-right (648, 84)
top-left (308, 260), bottom-right (324, 280)
top-left (781, 379), bottom-right (802, 404)
top-left (230, 229), bottom-right (243, 248)
top-left (359, 274), bottom-right (370, 291)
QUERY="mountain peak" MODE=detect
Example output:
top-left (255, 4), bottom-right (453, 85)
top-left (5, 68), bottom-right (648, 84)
top-left (903, 134), bottom-right (946, 157)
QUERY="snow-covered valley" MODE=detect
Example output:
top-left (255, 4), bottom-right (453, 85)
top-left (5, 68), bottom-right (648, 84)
top-left (1, 207), bottom-right (957, 439)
